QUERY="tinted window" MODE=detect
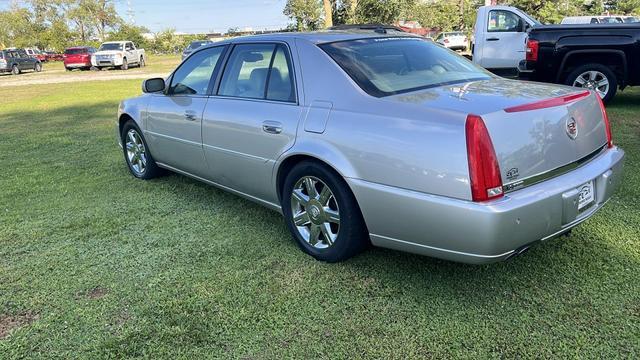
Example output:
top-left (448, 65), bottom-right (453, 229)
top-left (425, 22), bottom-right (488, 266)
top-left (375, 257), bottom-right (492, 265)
top-left (169, 46), bottom-right (225, 95)
top-left (320, 38), bottom-right (492, 97)
top-left (218, 44), bottom-right (276, 99)
top-left (99, 43), bottom-right (123, 51)
top-left (266, 45), bottom-right (295, 102)
top-left (65, 48), bottom-right (88, 55)
top-left (488, 10), bottom-right (521, 32)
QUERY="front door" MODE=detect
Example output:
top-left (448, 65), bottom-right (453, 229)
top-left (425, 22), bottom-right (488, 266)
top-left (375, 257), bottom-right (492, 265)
top-left (202, 42), bottom-right (303, 203)
top-left (478, 9), bottom-right (527, 70)
top-left (145, 45), bottom-right (226, 177)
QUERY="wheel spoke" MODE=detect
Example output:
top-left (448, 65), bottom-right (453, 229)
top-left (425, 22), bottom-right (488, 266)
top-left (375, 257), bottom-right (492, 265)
top-left (293, 211), bottom-right (310, 226)
top-left (126, 142), bottom-right (135, 151)
top-left (324, 208), bottom-right (340, 224)
top-left (589, 71), bottom-right (598, 81)
top-left (574, 76), bottom-right (587, 86)
top-left (308, 225), bottom-right (320, 246)
top-left (291, 189), bottom-right (309, 206)
top-left (303, 177), bottom-right (318, 198)
top-left (318, 185), bottom-right (331, 205)
top-left (597, 79), bottom-right (609, 88)
top-left (127, 131), bottom-right (136, 145)
top-left (320, 223), bottom-right (334, 246)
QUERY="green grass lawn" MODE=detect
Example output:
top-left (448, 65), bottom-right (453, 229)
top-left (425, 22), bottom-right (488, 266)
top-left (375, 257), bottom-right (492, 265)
top-left (0, 80), bottom-right (638, 358)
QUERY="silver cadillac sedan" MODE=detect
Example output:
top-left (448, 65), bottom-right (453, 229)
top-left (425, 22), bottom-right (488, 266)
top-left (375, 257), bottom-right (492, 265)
top-left (116, 31), bottom-right (624, 264)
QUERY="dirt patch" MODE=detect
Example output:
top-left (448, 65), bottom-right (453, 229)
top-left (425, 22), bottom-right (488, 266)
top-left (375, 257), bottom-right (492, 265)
top-left (0, 71), bottom-right (168, 87)
top-left (86, 287), bottom-right (109, 299)
top-left (0, 311), bottom-right (39, 340)
top-left (76, 286), bottom-right (109, 300)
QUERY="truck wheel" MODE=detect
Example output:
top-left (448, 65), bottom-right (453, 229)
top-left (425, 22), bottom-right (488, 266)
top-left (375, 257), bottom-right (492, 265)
top-left (11, 65), bottom-right (20, 75)
top-left (565, 63), bottom-right (617, 103)
top-left (34, 62), bottom-right (42, 72)
top-left (121, 58), bottom-right (128, 70)
top-left (139, 56), bottom-right (145, 67)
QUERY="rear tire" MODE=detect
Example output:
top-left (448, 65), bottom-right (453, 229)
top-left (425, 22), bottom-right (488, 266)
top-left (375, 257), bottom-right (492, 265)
top-left (282, 161), bottom-right (369, 262)
top-left (565, 63), bottom-right (617, 104)
top-left (121, 120), bottom-right (163, 180)
top-left (34, 62), bottom-right (42, 72)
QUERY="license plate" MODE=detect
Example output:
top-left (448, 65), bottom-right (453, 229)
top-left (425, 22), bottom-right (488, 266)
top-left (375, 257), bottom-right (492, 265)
top-left (577, 181), bottom-right (595, 211)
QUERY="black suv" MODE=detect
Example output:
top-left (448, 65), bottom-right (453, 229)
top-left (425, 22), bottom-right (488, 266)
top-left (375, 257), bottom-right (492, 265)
top-left (0, 49), bottom-right (42, 75)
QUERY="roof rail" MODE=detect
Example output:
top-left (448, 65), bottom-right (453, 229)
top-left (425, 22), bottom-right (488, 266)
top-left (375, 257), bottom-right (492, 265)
top-left (328, 24), bottom-right (406, 33)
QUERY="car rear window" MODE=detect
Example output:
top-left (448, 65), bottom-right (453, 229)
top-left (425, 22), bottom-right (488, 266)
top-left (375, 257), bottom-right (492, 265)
top-left (65, 48), bottom-right (87, 55)
top-left (319, 37), bottom-right (492, 97)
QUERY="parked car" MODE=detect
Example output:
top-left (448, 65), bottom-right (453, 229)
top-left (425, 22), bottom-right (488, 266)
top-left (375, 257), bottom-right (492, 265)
top-left (0, 48), bottom-right (42, 75)
top-left (63, 46), bottom-right (97, 71)
top-left (45, 51), bottom-right (64, 61)
top-left (116, 32), bottom-right (624, 264)
top-left (561, 16), bottom-right (624, 24)
top-left (92, 41), bottom-right (145, 70)
top-left (472, 5), bottom-right (542, 77)
top-left (182, 40), bottom-right (213, 60)
top-left (435, 31), bottom-right (468, 51)
top-left (24, 48), bottom-right (47, 62)
top-left (518, 22), bottom-right (640, 102)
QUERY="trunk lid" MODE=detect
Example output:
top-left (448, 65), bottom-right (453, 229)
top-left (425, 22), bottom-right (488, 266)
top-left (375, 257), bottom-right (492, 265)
top-left (388, 78), bottom-right (609, 189)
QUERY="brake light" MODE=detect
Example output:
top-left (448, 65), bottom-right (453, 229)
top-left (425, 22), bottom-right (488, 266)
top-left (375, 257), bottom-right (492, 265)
top-left (466, 115), bottom-right (503, 202)
top-left (526, 39), bottom-right (539, 61)
top-left (595, 94), bottom-right (613, 148)
top-left (444, 38), bottom-right (449, 43)
top-left (504, 91), bottom-right (590, 113)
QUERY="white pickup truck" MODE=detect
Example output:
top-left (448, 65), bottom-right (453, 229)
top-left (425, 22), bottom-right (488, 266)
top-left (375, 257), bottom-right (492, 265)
top-left (92, 41), bottom-right (146, 70)
top-left (472, 6), bottom-right (540, 77)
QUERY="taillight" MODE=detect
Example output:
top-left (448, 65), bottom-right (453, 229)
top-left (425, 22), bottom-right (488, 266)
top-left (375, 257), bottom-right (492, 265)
top-left (526, 39), bottom-right (539, 61)
top-left (595, 94), bottom-right (613, 148)
top-left (466, 115), bottom-right (503, 202)
top-left (444, 38), bottom-right (449, 43)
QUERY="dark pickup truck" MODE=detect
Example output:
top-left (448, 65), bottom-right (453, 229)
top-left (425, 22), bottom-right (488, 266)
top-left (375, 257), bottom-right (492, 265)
top-left (518, 24), bottom-right (640, 103)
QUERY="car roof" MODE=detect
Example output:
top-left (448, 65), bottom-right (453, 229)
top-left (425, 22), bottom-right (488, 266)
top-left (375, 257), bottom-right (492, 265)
top-left (210, 30), bottom-right (420, 46)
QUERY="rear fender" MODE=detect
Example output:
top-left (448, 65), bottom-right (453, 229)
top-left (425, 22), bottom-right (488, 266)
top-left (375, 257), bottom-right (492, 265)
top-left (557, 49), bottom-right (627, 87)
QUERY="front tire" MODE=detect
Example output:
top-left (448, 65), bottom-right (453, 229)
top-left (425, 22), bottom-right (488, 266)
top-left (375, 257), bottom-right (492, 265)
top-left (565, 63), bottom-right (617, 103)
top-left (282, 161), bottom-right (369, 262)
top-left (139, 56), bottom-right (145, 67)
top-left (34, 62), bottom-right (42, 72)
top-left (11, 65), bottom-right (20, 75)
top-left (121, 58), bottom-right (128, 70)
top-left (121, 121), bottom-right (162, 180)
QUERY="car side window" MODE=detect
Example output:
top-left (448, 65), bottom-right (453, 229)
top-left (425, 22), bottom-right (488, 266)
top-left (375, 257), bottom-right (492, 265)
top-left (488, 10), bottom-right (521, 32)
top-left (266, 45), bottom-right (295, 102)
top-left (126, 43), bottom-right (133, 51)
top-left (218, 43), bottom-right (276, 99)
top-left (169, 46), bottom-right (225, 96)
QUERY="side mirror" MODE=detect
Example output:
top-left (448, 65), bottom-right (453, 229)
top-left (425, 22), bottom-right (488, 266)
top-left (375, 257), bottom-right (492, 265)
top-left (142, 78), bottom-right (165, 93)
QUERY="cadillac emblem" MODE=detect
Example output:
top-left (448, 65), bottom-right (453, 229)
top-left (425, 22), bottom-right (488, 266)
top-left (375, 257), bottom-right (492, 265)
top-left (566, 117), bottom-right (578, 140)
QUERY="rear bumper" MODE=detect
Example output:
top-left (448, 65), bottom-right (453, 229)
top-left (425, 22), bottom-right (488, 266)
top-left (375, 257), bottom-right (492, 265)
top-left (64, 62), bottom-right (91, 68)
top-left (347, 146), bottom-right (625, 264)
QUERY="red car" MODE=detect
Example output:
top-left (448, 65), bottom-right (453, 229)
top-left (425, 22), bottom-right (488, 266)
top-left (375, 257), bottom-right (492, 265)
top-left (25, 48), bottom-right (47, 62)
top-left (63, 46), bottom-right (97, 71)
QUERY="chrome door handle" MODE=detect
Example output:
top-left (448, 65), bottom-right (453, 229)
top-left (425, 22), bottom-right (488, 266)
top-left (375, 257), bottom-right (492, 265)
top-left (262, 121), bottom-right (282, 134)
top-left (184, 111), bottom-right (197, 121)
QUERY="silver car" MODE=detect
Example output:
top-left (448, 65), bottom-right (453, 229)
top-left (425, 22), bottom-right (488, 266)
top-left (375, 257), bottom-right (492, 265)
top-left (116, 32), bottom-right (624, 264)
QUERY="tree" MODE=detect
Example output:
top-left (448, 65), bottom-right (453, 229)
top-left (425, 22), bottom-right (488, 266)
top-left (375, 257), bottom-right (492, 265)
top-left (323, 0), bottom-right (334, 27)
top-left (108, 24), bottom-right (149, 49)
top-left (283, 0), bottom-right (323, 30)
top-left (84, 0), bottom-right (120, 41)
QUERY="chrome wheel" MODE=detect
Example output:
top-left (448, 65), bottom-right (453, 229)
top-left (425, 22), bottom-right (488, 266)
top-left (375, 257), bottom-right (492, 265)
top-left (290, 176), bottom-right (340, 249)
top-left (573, 70), bottom-right (609, 99)
top-left (125, 129), bottom-right (147, 175)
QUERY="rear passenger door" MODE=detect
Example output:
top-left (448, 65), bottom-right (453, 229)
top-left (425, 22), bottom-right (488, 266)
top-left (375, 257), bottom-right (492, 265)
top-left (202, 42), bottom-right (303, 203)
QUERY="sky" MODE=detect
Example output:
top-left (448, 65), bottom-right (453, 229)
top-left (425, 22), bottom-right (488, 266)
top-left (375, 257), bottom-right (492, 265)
top-left (0, 0), bottom-right (292, 34)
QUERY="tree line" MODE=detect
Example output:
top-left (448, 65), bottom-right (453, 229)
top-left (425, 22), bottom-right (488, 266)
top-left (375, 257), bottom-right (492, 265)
top-left (284, 0), bottom-right (640, 32)
top-left (2, 0), bottom-right (639, 53)
top-left (0, 0), bottom-right (204, 53)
